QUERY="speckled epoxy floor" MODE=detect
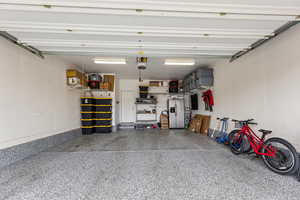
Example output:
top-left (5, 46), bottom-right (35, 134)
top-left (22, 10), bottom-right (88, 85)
top-left (0, 130), bottom-right (299, 200)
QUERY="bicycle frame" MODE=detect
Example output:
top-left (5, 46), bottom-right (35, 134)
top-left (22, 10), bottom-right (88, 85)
top-left (236, 125), bottom-right (277, 157)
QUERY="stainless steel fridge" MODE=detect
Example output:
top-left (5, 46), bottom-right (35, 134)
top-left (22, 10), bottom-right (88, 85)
top-left (168, 97), bottom-right (185, 129)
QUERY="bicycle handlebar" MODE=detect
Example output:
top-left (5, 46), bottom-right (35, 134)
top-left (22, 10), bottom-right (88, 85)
top-left (232, 119), bottom-right (258, 125)
top-left (217, 118), bottom-right (257, 125)
top-left (217, 117), bottom-right (229, 121)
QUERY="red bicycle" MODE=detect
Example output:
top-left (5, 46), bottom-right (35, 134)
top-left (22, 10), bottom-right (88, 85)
top-left (229, 119), bottom-right (299, 175)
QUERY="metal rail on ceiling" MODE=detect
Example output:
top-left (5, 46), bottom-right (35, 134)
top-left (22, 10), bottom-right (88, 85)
top-left (230, 21), bottom-right (300, 62)
top-left (0, 31), bottom-right (44, 59)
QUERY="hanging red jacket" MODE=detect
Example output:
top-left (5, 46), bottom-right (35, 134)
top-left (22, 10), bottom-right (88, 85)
top-left (202, 89), bottom-right (214, 111)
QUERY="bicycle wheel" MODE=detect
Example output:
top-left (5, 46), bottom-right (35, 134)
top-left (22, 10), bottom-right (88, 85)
top-left (228, 130), bottom-right (251, 154)
top-left (261, 137), bottom-right (300, 175)
top-left (228, 129), bottom-right (240, 144)
top-left (229, 130), bottom-right (246, 155)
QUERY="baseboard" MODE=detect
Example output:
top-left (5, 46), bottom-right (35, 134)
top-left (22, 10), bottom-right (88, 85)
top-left (0, 128), bottom-right (81, 169)
top-left (112, 126), bottom-right (118, 132)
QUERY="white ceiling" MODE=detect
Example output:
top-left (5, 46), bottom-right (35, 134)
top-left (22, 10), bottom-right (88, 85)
top-left (0, 0), bottom-right (299, 79)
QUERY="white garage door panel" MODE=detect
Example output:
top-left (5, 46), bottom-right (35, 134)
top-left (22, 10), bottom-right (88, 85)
top-left (0, 0), bottom-right (298, 79)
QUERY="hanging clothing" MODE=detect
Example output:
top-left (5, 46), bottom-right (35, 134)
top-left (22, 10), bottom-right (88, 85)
top-left (202, 89), bottom-right (214, 112)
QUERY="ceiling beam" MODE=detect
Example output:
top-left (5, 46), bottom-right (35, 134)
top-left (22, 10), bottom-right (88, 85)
top-left (35, 45), bottom-right (242, 52)
top-left (34, 45), bottom-right (245, 51)
top-left (0, 21), bottom-right (275, 36)
top-left (19, 39), bottom-right (251, 48)
top-left (3, 28), bottom-right (269, 39)
top-left (19, 40), bottom-right (250, 51)
top-left (42, 49), bottom-right (234, 57)
top-left (44, 51), bottom-right (231, 59)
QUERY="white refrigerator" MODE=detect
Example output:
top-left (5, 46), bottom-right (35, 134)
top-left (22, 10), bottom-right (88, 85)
top-left (168, 98), bottom-right (185, 129)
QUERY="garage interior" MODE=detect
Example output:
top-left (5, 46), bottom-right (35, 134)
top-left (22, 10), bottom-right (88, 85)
top-left (0, 1), bottom-right (300, 199)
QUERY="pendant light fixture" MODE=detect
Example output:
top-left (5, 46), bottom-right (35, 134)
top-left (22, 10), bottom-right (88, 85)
top-left (137, 57), bottom-right (148, 82)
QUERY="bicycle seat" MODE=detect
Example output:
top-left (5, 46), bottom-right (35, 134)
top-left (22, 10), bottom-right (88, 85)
top-left (258, 129), bottom-right (272, 135)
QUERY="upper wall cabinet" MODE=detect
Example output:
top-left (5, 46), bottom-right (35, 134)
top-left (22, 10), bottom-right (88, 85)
top-left (183, 67), bottom-right (214, 92)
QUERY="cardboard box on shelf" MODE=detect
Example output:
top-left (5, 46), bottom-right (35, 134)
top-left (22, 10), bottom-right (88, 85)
top-left (100, 82), bottom-right (109, 90)
top-left (66, 69), bottom-right (82, 78)
top-left (67, 77), bottom-right (80, 86)
top-left (66, 69), bottom-right (87, 88)
top-left (80, 73), bottom-right (88, 87)
top-left (149, 81), bottom-right (160, 87)
top-left (103, 75), bottom-right (115, 92)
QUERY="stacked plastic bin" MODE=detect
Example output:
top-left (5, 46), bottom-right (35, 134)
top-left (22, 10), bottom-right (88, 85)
top-left (94, 98), bottom-right (112, 133)
top-left (81, 97), bottom-right (112, 134)
top-left (139, 86), bottom-right (148, 98)
top-left (81, 97), bottom-right (94, 135)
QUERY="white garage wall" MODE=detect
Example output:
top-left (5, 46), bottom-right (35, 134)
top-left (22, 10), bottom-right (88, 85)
top-left (0, 37), bottom-right (81, 149)
top-left (200, 24), bottom-right (300, 149)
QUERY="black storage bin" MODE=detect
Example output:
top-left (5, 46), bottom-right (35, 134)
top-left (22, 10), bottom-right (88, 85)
top-left (94, 126), bottom-right (112, 133)
top-left (94, 98), bottom-right (112, 105)
top-left (94, 105), bottom-right (112, 112)
top-left (139, 93), bottom-right (148, 98)
top-left (82, 127), bottom-right (94, 135)
top-left (81, 112), bottom-right (94, 119)
top-left (81, 120), bottom-right (94, 127)
top-left (139, 86), bottom-right (148, 91)
top-left (94, 112), bottom-right (112, 119)
top-left (169, 88), bottom-right (178, 93)
top-left (81, 105), bottom-right (93, 112)
top-left (94, 119), bottom-right (112, 126)
top-left (169, 80), bottom-right (179, 93)
top-left (81, 97), bottom-right (93, 104)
